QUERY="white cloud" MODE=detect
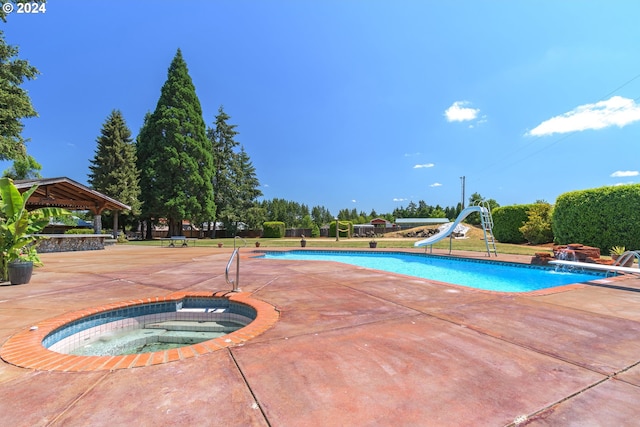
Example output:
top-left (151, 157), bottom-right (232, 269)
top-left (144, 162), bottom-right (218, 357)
top-left (444, 101), bottom-right (480, 122)
top-left (430, 182), bottom-right (442, 187)
top-left (404, 152), bottom-right (421, 157)
top-left (413, 163), bottom-right (435, 169)
top-left (351, 199), bottom-right (357, 203)
top-left (611, 170), bottom-right (639, 177)
top-left (527, 96), bottom-right (640, 137)
top-left (393, 197), bottom-right (408, 202)
top-left (614, 182), bottom-right (636, 186)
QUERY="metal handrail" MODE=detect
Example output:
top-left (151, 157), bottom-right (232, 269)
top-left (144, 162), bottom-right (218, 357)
top-left (613, 250), bottom-right (640, 268)
top-left (233, 235), bottom-right (247, 250)
top-left (225, 236), bottom-right (247, 292)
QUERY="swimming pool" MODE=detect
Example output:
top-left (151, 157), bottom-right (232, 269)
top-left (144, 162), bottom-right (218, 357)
top-left (259, 250), bottom-right (607, 292)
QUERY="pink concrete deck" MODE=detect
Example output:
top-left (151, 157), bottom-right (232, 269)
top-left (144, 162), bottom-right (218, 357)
top-left (1, 245), bottom-right (640, 426)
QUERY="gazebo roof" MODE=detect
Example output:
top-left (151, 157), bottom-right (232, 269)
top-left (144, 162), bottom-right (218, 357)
top-left (14, 177), bottom-right (131, 213)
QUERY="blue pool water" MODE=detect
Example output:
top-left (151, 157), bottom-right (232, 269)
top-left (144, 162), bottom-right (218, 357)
top-left (259, 250), bottom-right (607, 292)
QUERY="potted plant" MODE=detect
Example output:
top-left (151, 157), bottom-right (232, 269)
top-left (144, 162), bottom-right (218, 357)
top-left (369, 238), bottom-right (377, 248)
top-left (255, 241), bottom-right (261, 247)
top-left (0, 178), bottom-right (70, 284)
top-left (300, 234), bottom-right (307, 248)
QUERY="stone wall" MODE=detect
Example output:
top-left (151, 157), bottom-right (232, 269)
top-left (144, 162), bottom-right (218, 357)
top-left (35, 234), bottom-right (109, 253)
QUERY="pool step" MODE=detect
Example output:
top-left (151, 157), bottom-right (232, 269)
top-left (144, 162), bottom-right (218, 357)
top-left (177, 307), bottom-right (228, 313)
top-left (144, 320), bottom-right (242, 333)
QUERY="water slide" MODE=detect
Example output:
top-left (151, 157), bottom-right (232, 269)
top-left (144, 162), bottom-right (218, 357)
top-left (414, 206), bottom-right (485, 247)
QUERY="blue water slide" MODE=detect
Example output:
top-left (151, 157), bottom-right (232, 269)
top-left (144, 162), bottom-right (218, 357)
top-left (414, 206), bottom-right (484, 247)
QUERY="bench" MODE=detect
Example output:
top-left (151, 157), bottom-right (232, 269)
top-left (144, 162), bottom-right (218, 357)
top-left (160, 236), bottom-right (198, 247)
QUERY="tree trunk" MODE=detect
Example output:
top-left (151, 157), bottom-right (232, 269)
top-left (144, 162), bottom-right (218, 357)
top-left (145, 219), bottom-right (153, 240)
top-left (168, 218), bottom-right (183, 237)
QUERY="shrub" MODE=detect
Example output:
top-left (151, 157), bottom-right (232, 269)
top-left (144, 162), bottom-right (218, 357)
top-left (329, 221), bottom-right (353, 238)
top-left (262, 221), bottom-right (285, 238)
top-left (310, 223), bottom-right (320, 238)
top-left (64, 228), bottom-right (94, 234)
top-left (491, 205), bottom-right (530, 243)
top-left (552, 184), bottom-right (640, 252)
top-left (519, 203), bottom-right (554, 245)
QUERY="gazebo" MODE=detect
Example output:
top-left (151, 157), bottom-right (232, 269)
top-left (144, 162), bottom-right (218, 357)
top-left (13, 177), bottom-right (131, 234)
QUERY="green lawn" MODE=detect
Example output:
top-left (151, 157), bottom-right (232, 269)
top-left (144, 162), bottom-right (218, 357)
top-left (125, 235), bottom-right (553, 256)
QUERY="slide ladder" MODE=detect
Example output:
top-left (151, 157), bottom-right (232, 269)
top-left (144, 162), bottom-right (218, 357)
top-left (477, 200), bottom-right (497, 257)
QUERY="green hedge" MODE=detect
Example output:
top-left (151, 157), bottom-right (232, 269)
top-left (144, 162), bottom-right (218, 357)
top-left (64, 228), bottom-right (96, 234)
top-left (262, 221), bottom-right (285, 238)
top-left (491, 205), bottom-right (530, 243)
top-left (552, 184), bottom-right (640, 252)
top-left (329, 221), bottom-right (353, 238)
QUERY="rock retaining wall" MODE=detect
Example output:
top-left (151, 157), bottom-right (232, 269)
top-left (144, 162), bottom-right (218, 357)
top-left (36, 234), bottom-right (110, 253)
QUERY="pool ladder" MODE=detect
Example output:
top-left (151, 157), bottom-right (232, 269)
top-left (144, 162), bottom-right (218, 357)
top-left (225, 236), bottom-right (246, 292)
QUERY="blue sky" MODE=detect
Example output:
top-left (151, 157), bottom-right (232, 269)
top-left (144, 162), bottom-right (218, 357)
top-left (3, 1), bottom-right (640, 216)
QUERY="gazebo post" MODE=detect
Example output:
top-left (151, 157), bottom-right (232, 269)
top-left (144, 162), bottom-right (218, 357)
top-left (112, 211), bottom-right (119, 238)
top-left (93, 214), bottom-right (102, 234)
top-left (92, 201), bottom-right (107, 234)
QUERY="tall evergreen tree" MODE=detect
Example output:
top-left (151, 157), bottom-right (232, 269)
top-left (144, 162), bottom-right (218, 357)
top-left (0, 30), bottom-right (39, 162)
top-left (88, 110), bottom-right (141, 233)
top-left (136, 112), bottom-right (159, 239)
top-left (137, 49), bottom-right (215, 236)
top-left (207, 105), bottom-right (239, 233)
top-left (221, 146), bottom-right (263, 233)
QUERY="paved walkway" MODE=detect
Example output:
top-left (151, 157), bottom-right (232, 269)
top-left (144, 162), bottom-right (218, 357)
top-left (1, 245), bottom-right (640, 426)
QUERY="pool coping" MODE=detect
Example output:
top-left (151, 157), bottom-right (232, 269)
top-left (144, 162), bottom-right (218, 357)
top-left (0, 291), bottom-right (279, 372)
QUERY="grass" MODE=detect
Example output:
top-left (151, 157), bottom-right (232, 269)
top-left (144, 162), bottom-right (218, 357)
top-left (124, 225), bottom-right (554, 257)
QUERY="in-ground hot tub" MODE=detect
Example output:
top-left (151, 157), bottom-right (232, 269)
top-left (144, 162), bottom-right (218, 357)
top-left (0, 291), bottom-right (279, 372)
top-left (45, 296), bottom-right (256, 356)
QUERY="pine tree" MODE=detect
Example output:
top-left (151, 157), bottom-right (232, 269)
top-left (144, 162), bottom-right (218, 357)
top-left (0, 30), bottom-right (39, 162)
top-left (222, 146), bottom-right (263, 233)
top-left (88, 110), bottom-right (141, 233)
top-left (207, 106), bottom-right (264, 236)
top-left (207, 106), bottom-right (263, 235)
top-left (135, 112), bottom-right (160, 239)
top-left (136, 49), bottom-right (215, 236)
top-left (207, 105), bottom-right (239, 233)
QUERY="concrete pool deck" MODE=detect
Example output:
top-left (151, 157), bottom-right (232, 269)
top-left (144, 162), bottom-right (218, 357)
top-left (1, 245), bottom-right (640, 426)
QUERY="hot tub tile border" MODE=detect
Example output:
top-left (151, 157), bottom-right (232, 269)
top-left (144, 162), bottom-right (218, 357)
top-left (0, 291), bottom-right (279, 372)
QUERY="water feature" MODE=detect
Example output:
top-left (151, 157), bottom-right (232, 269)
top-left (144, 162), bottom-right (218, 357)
top-left (555, 249), bottom-right (577, 261)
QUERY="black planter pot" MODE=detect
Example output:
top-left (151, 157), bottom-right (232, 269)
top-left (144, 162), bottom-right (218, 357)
top-left (300, 240), bottom-right (307, 247)
top-left (369, 242), bottom-right (377, 248)
top-left (8, 261), bottom-right (34, 285)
